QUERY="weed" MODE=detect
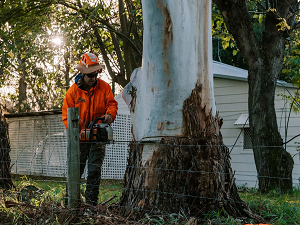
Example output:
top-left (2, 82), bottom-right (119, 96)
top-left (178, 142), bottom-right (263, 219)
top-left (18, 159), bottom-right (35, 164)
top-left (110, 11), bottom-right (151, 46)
top-left (240, 188), bottom-right (300, 224)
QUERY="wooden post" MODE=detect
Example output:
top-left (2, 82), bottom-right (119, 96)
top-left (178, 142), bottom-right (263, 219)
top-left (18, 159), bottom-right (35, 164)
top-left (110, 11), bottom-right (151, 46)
top-left (67, 107), bottom-right (80, 208)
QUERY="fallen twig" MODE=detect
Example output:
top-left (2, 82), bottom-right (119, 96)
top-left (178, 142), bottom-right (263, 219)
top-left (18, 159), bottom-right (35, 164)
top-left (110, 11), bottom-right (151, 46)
top-left (65, 214), bottom-right (76, 224)
top-left (102, 194), bottom-right (117, 205)
top-left (126, 209), bottom-right (134, 220)
top-left (5, 200), bottom-right (36, 208)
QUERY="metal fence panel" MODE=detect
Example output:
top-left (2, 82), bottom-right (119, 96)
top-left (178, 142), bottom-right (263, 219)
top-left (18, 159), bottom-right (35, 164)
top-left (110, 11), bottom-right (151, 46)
top-left (7, 114), bottom-right (131, 180)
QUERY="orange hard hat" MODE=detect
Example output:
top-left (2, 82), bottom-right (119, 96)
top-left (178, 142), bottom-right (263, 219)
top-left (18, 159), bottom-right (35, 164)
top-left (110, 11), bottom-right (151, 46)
top-left (75, 53), bottom-right (105, 74)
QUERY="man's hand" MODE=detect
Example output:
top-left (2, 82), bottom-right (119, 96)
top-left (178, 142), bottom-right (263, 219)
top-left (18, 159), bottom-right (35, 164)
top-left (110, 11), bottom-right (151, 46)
top-left (103, 114), bottom-right (113, 125)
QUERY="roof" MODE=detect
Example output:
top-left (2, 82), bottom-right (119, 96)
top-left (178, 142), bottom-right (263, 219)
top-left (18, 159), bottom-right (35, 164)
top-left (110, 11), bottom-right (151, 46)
top-left (212, 61), bottom-right (295, 88)
top-left (213, 61), bottom-right (248, 81)
top-left (4, 109), bottom-right (62, 118)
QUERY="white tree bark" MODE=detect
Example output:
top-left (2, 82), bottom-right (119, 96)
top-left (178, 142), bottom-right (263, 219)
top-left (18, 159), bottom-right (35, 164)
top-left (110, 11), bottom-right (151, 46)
top-left (120, 2), bottom-right (263, 220)
top-left (122, 0), bottom-right (215, 142)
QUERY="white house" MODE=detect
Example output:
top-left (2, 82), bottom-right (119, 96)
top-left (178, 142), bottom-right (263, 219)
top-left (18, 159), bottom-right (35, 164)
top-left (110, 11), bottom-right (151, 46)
top-left (5, 61), bottom-right (300, 187)
top-left (116, 61), bottom-right (300, 188)
top-left (214, 61), bottom-right (300, 187)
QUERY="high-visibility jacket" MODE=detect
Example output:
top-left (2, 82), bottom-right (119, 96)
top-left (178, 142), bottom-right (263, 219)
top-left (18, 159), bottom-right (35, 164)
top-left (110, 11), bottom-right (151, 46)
top-left (62, 78), bottom-right (118, 130)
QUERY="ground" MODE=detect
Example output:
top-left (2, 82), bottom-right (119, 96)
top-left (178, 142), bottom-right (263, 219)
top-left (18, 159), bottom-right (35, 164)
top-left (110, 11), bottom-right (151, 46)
top-left (0, 177), bottom-right (300, 224)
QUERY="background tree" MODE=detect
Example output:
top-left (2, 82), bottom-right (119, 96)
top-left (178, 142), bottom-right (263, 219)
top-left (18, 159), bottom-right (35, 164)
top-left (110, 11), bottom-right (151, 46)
top-left (212, 5), bottom-right (247, 69)
top-left (281, 29), bottom-right (300, 113)
top-left (0, 113), bottom-right (14, 190)
top-left (213, 0), bottom-right (299, 192)
top-left (0, 0), bottom-right (144, 112)
top-left (0, 0), bottom-right (69, 112)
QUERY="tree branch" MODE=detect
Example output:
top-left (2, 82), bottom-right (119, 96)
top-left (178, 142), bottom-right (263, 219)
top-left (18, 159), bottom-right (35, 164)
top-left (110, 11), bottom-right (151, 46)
top-left (124, 0), bottom-right (143, 52)
top-left (213, 0), bottom-right (261, 67)
top-left (257, 0), bottom-right (267, 11)
top-left (110, 31), bottom-right (125, 75)
top-left (94, 18), bottom-right (142, 57)
top-left (293, 21), bottom-right (300, 29)
top-left (93, 27), bottom-right (129, 87)
top-left (283, 133), bottom-right (300, 145)
top-left (118, 0), bottom-right (133, 77)
top-left (57, 0), bottom-right (78, 11)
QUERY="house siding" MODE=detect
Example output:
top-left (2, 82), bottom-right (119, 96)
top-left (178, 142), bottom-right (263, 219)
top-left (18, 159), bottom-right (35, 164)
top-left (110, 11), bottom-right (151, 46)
top-left (214, 77), bottom-right (300, 187)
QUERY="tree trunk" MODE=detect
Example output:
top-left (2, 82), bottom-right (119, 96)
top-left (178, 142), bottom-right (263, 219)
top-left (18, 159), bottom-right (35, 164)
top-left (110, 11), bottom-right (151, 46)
top-left (120, 0), bottom-right (261, 221)
top-left (214, 0), bottom-right (295, 192)
top-left (119, 0), bottom-right (133, 79)
top-left (94, 27), bottom-right (129, 87)
top-left (121, 85), bottom-right (262, 221)
top-left (18, 56), bottom-right (27, 112)
top-left (248, 8), bottom-right (294, 193)
top-left (0, 114), bottom-right (14, 190)
top-left (248, 64), bottom-right (294, 193)
top-left (64, 48), bottom-right (70, 90)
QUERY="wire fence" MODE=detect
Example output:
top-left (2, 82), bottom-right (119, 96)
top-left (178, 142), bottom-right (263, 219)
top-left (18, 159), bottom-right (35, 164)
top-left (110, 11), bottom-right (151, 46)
top-left (1, 141), bottom-right (300, 224)
top-left (1, 98), bottom-right (300, 224)
top-left (2, 132), bottom-right (300, 222)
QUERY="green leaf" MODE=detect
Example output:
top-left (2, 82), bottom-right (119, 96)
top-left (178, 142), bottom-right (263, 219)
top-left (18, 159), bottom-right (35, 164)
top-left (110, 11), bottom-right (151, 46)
top-left (258, 14), bottom-right (263, 23)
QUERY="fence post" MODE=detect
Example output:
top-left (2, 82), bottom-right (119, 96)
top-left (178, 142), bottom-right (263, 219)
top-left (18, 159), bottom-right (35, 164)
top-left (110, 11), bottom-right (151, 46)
top-left (67, 107), bottom-right (80, 208)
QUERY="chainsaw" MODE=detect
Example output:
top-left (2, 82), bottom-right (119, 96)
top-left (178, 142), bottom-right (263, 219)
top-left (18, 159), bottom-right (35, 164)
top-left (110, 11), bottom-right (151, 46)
top-left (79, 117), bottom-right (113, 143)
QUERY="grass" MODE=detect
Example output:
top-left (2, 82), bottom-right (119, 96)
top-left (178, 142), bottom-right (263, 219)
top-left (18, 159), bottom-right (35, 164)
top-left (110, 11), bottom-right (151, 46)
top-left (1, 177), bottom-right (300, 224)
top-left (239, 188), bottom-right (300, 225)
top-left (0, 175), bottom-right (124, 224)
top-left (11, 175), bottom-right (123, 205)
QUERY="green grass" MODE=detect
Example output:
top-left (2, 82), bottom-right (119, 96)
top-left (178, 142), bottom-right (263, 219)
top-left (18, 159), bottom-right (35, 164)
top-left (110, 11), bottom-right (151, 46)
top-left (2, 177), bottom-right (300, 224)
top-left (11, 175), bottom-right (124, 205)
top-left (0, 176), bottom-right (124, 224)
top-left (239, 188), bottom-right (300, 225)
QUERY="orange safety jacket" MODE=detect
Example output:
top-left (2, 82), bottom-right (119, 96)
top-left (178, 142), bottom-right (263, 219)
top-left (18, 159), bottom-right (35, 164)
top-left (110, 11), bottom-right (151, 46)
top-left (62, 78), bottom-right (118, 131)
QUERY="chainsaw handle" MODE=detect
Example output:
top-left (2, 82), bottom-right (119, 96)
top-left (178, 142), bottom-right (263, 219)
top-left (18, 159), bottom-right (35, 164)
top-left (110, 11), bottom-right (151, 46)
top-left (88, 117), bottom-right (105, 129)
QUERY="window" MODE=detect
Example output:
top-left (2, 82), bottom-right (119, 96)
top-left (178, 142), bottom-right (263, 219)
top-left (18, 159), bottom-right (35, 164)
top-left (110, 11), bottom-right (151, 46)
top-left (243, 128), bottom-right (252, 150)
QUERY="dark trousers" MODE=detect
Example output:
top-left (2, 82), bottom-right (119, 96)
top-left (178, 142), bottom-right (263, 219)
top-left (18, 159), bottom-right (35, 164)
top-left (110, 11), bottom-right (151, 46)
top-left (66, 142), bottom-right (105, 206)
top-left (80, 142), bottom-right (106, 205)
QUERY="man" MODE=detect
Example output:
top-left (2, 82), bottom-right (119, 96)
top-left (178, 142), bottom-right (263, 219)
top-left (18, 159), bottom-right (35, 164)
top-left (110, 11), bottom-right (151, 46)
top-left (62, 53), bottom-right (118, 206)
